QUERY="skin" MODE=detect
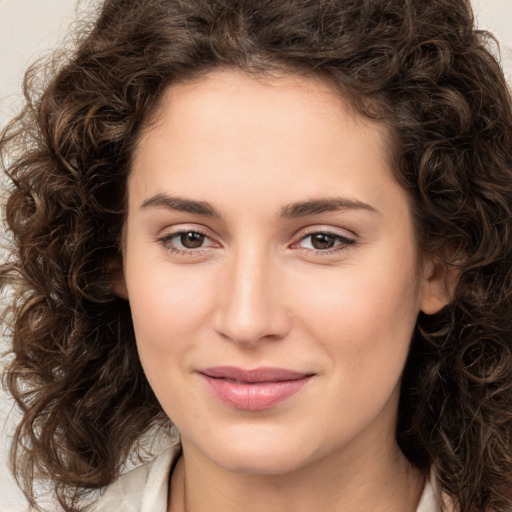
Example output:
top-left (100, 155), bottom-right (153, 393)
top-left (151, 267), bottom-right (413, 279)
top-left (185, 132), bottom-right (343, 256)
top-left (119, 69), bottom-right (450, 512)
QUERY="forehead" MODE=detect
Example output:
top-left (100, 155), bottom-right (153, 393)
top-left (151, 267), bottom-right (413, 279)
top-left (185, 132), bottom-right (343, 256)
top-left (137, 69), bottom-right (394, 157)
top-left (128, 69), bottom-right (406, 223)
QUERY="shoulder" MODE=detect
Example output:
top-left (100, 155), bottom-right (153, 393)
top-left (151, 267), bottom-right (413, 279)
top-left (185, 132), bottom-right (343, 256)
top-left (416, 480), bottom-right (437, 512)
top-left (416, 478), bottom-right (454, 512)
top-left (83, 445), bottom-right (181, 512)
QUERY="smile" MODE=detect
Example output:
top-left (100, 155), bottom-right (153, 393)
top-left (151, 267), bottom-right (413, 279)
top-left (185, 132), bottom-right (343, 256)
top-left (199, 366), bottom-right (314, 411)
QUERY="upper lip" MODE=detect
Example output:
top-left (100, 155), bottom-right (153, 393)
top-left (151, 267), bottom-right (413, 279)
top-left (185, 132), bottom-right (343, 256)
top-left (200, 366), bottom-right (313, 383)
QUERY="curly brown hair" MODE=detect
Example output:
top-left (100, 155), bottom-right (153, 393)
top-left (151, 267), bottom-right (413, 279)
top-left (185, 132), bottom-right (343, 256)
top-left (1, 0), bottom-right (512, 510)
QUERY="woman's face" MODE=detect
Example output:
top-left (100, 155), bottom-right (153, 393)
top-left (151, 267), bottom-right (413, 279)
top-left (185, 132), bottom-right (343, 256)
top-left (121, 69), bottom-right (445, 474)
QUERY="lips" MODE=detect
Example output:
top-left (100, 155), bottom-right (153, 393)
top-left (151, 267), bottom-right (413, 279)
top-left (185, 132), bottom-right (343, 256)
top-left (199, 366), bottom-right (314, 410)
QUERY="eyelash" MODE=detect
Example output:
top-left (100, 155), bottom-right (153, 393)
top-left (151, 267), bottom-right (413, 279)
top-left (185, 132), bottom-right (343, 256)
top-left (157, 228), bottom-right (356, 257)
top-left (293, 231), bottom-right (356, 255)
top-left (157, 229), bottom-right (213, 256)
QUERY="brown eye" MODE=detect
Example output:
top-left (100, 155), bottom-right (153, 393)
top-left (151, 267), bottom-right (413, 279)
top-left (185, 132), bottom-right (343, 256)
top-left (310, 233), bottom-right (337, 250)
top-left (180, 231), bottom-right (205, 248)
top-left (294, 231), bottom-right (356, 254)
top-left (158, 228), bottom-right (219, 255)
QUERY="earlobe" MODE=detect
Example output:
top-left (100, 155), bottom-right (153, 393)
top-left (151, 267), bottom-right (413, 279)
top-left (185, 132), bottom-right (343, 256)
top-left (111, 274), bottom-right (129, 299)
top-left (420, 256), bottom-right (459, 315)
top-left (109, 259), bottom-right (129, 300)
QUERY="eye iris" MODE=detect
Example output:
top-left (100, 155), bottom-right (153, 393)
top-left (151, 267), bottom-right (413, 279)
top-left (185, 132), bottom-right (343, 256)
top-left (311, 233), bottom-right (336, 250)
top-left (180, 232), bottom-right (205, 248)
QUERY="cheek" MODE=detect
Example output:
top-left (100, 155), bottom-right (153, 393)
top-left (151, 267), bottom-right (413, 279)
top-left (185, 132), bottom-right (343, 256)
top-left (124, 250), bottom-right (219, 356)
top-left (292, 267), bottom-right (421, 438)
top-left (291, 256), bottom-right (421, 376)
top-left (124, 257), bottom-right (219, 420)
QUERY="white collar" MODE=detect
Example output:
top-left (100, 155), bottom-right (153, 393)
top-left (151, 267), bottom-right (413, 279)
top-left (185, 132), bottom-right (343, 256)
top-left (87, 447), bottom-right (439, 512)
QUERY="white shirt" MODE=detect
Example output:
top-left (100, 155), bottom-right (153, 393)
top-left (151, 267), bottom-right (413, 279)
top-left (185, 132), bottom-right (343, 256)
top-left (85, 447), bottom-right (439, 512)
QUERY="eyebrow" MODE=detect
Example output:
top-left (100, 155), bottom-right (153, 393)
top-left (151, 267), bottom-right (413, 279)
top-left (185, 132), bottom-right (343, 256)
top-left (279, 198), bottom-right (378, 218)
top-left (140, 194), bottom-right (378, 219)
top-left (140, 194), bottom-right (221, 218)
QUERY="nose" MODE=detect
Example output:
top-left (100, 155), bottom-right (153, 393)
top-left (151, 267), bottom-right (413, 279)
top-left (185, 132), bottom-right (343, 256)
top-left (214, 247), bottom-right (291, 346)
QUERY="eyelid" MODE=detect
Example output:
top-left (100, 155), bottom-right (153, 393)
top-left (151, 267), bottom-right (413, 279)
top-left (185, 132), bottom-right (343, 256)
top-left (292, 225), bottom-right (357, 242)
top-left (289, 226), bottom-right (357, 253)
top-left (156, 224), bottom-right (221, 254)
top-left (156, 224), bottom-right (356, 256)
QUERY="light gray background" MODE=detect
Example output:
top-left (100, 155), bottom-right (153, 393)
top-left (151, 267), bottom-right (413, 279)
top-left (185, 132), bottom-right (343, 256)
top-left (0, 1), bottom-right (511, 510)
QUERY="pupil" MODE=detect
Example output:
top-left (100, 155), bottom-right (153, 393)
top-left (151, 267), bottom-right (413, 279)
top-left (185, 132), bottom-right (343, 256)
top-left (181, 232), bottom-right (204, 248)
top-left (312, 233), bottom-right (335, 250)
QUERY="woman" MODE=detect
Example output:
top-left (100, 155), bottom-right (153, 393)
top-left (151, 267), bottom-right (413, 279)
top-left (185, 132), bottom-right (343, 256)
top-left (1, 0), bottom-right (512, 511)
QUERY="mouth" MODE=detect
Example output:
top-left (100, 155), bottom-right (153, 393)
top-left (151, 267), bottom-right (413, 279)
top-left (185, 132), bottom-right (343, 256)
top-left (199, 366), bottom-right (315, 411)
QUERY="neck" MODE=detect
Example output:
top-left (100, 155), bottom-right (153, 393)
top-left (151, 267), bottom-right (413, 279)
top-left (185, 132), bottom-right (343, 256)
top-left (168, 435), bottom-right (425, 512)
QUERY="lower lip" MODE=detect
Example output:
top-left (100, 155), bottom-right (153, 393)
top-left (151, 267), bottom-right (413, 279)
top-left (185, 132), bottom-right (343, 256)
top-left (201, 375), bottom-right (312, 411)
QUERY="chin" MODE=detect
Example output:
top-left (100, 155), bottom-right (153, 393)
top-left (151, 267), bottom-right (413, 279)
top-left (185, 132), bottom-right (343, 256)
top-left (215, 449), bottom-right (310, 476)
top-left (195, 428), bottom-right (324, 476)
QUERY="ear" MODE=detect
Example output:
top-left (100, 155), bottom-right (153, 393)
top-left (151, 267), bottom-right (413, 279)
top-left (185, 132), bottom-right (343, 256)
top-left (420, 254), bottom-right (459, 315)
top-left (109, 258), bottom-right (129, 300)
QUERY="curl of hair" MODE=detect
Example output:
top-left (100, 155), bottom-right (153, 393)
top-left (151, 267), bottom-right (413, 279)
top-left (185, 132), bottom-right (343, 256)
top-left (1, 0), bottom-right (512, 510)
